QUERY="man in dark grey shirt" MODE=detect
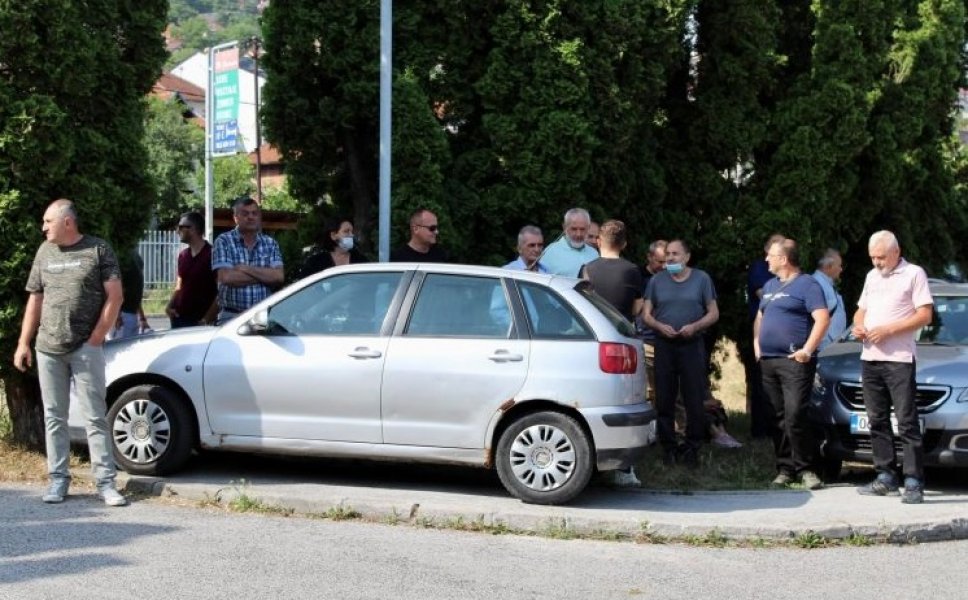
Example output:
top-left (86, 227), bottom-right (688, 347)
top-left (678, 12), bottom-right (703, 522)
top-left (642, 239), bottom-right (719, 466)
top-left (13, 199), bottom-right (127, 506)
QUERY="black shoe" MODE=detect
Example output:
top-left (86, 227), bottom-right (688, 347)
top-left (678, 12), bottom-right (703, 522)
top-left (901, 478), bottom-right (924, 504)
top-left (857, 473), bottom-right (900, 496)
top-left (679, 448), bottom-right (699, 469)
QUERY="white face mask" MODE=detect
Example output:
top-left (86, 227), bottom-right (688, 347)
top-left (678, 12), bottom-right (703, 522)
top-left (338, 236), bottom-right (354, 251)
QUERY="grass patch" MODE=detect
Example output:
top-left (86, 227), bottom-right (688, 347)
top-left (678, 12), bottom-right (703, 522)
top-left (142, 285), bottom-right (174, 316)
top-left (634, 410), bottom-right (776, 492)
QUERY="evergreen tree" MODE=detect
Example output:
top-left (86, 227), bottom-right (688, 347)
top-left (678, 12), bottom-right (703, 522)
top-left (0, 0), bottom-right (167, 446)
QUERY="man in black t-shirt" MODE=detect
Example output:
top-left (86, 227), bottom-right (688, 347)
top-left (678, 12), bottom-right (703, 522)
top-left (391, 207), bottom-right (449, 262)
top-left (580, 220), bottom-right (643, 322)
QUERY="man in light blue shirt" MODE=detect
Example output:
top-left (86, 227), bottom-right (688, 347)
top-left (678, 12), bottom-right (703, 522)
top-left (540, 208), bottom-right (599, 277)
top-left (503, 225), bottom-right (549, 272)
top-left (813, 248), bottom-right (846, 350)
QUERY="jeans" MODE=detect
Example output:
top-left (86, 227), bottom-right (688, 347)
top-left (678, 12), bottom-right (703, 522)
top-left (106, 311), bottom-right (139, 340)
top-left (36, 344), bottom-right (116, 487)
top-left (654, 338), bottom-right (707, 452)
top-left (862, 360), bottom-right (923, 480)
top-left (760, 356), bottom-right (818, 475)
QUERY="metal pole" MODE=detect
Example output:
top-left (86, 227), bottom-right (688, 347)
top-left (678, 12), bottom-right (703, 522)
top-left (378, 0), bottom-right (392, 262)
top-left (252, 36), bottom-right (263, 202)
top-left (204, 46), bottom-right (215, 243)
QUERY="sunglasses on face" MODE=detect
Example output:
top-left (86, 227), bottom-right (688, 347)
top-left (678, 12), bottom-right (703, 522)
top-left (417, 224), bottom-right (439, 232)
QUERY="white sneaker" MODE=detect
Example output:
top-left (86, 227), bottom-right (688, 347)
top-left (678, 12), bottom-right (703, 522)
top-left (98, 486), bottom-right (129, 507)
top-left (611, 468), bottom-right (641, 487)
top-left (712, 432), bottom-right (743, 449)
top-left (42, 481), bottom-right (69, 504)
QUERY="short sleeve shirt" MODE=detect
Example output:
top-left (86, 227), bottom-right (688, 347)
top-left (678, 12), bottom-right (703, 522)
top-left (581, 257), bottom-right (643, 322)
top-left (172, 242), bottom-right (218, 321)
top-left (540, 237), bottom-right (599, 277)
top-left (26, 236), bottom-right (120, 354)
top-left (757, 274), bottom-right (827, 357)
top-left (645, 268), bottom-right (717, 330)
top-left (857, 259), bottom-right (933, 363)
top-left (211, 228), bottom-right (284, 311)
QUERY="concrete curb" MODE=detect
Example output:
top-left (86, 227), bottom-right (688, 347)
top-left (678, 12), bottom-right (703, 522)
top-left (118, 475), bottom-right (968, 545)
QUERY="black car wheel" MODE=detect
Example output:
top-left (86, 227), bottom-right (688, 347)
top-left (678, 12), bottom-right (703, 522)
top-left (495, 411), bottom-right (593, 505)
top-left (108, 384), bottom-right (194, 475)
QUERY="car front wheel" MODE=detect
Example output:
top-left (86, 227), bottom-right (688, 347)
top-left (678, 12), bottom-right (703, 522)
top-left (108, 384), bottom-right (194, 475)
top-left (495, 411), bottom-right (593, 505)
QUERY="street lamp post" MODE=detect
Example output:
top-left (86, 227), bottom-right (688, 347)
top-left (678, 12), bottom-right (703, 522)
top-left (243, 36), bottom-right (264, 201)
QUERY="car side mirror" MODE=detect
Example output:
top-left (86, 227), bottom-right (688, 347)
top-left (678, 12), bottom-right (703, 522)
top-left (237, 309), bottom-right (269, 336)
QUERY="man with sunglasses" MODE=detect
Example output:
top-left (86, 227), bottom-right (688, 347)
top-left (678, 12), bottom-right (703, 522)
top-left (503, 225), bottom-right (548, 272)
top-left (166, 211), bottom-right (218, 328)
top-left (391, 207), bottom-right (449, 263)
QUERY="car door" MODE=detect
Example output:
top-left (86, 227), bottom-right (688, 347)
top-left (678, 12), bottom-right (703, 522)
top-left (203, 270), bottom-right (405, 442)
top-left (381, 272), bottom-right (530, 448)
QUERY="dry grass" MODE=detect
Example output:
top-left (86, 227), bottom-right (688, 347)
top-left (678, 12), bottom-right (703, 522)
top-left (711, 338), bottom-right (747, 412)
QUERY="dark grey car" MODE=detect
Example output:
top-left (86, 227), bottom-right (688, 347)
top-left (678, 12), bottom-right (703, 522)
top-left (810, 281), bottom-right (968, 479)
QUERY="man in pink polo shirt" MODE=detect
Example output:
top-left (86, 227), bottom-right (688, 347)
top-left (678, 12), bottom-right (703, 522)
top-left (852, 230), bottom-right (933, 504)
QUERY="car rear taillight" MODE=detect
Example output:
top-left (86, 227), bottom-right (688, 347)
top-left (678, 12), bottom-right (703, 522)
top-left (599, 342), bottom-right (637, 374)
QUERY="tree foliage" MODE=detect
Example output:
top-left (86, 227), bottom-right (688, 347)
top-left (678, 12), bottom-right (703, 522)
top-left (261, 0), bottom-right (968, 341)
top-left (0, 0), bottom-right (167, 446)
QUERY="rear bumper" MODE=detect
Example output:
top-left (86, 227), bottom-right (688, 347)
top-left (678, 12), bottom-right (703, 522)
top-left (583, 403), bottom-right (657, 471)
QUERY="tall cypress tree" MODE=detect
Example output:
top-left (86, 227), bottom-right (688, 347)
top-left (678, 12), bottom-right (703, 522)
top-left (0, 0), bottom-right (167, 446)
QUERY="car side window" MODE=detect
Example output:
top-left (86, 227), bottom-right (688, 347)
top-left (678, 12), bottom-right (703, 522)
top-left (267, 272), bottom-right (402, 335)
top-left (518, 282), bottom-right (592, 340)
top-left (406, 274), bottom-right (511, 338)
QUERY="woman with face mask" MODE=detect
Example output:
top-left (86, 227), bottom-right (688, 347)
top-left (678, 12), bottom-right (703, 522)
top-left (298, 216), bottom-right (369, 279)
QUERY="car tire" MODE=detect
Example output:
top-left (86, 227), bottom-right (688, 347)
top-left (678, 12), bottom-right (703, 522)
top-left (495, 411), bottom-right (593, 505)
top-left (108, 384), bottom-right (194, 476)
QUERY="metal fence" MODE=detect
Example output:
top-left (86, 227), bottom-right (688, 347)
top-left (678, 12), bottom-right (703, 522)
top-left (138, 230), bottom-right (185, 289)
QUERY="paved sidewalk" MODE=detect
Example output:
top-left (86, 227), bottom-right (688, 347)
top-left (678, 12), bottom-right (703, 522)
top-left (106, 471), bottom-right (968, 544)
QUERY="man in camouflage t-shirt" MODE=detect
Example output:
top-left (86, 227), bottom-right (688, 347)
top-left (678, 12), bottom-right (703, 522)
top-left (13, 199), bottom-right (128, 506)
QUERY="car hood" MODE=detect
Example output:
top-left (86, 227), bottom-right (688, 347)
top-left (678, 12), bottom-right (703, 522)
top-left (817, 341), bottom-right (968, 387)
top-left (105, 326), bottom-right (217, 383)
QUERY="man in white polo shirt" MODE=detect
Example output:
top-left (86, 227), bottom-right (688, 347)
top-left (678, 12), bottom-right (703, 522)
top-left (852, 230), bottom-right (933, 504)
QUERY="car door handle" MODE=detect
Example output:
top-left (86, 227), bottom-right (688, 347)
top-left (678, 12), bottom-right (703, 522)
top-left (347, 347), bottom-right (382, 359)
top-left (488, 350), bottom-right (523, 363)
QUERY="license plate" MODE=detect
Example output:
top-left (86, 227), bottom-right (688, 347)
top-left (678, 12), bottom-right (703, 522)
top-left (849, 413), bottom-right (924, 434)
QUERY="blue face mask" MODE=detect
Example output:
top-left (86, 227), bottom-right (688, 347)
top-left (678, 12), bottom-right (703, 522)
top-left (666, 262), bottom-right (684, 275)
top-left (338, 236), bottom-right (354, 251)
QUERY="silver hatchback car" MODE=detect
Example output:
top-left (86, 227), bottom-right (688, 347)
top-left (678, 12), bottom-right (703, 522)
top-left (70, 263), bottom-right (655, 504)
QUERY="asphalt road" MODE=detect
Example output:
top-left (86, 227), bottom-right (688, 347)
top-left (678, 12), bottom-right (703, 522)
top-left (2, 482), bottom-right (966, 600)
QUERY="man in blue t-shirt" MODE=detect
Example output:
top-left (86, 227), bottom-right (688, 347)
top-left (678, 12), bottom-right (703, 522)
top-left (754, 238), bottom-right (830, 490)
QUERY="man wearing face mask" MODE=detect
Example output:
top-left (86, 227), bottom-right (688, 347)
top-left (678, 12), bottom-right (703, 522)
top-left (298, 216), bottom-right (369, 278)
top-left (541, 208), bottom-right (599, 277)
top-left (642, 239), bottom-right (719, 467)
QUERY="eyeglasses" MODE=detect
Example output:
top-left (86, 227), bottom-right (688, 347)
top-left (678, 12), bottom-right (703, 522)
top-left (417, 224), bottom-right (439, 233)
top-left (524, 242), bottom-right (544, 248)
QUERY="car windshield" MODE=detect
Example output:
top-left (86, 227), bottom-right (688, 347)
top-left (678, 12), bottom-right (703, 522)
top-left (917, 295), bottom-right (968, 345)
top-left (575, 281), bottom-right (637, 338)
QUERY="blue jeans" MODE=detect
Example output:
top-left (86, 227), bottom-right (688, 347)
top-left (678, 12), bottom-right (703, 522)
top-left (36, 344), bottom-right (116, 487)
top-left (862, 360), bottom-right (923, 481)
